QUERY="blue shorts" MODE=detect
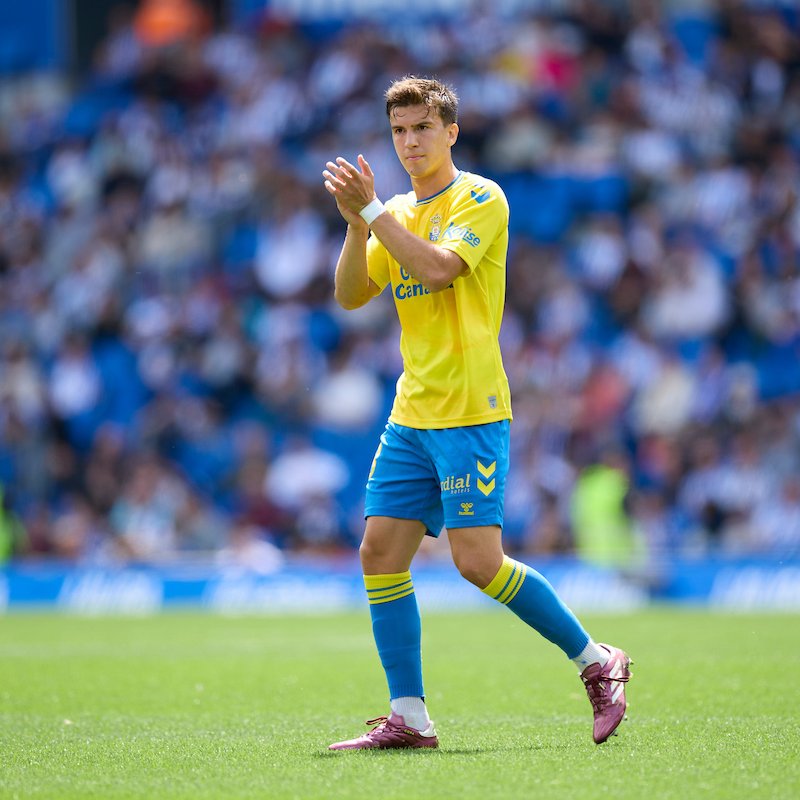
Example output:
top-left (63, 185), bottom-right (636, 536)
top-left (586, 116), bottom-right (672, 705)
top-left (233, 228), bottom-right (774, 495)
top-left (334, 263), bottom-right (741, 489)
top-left (364, 420), bottom-right (510, 536)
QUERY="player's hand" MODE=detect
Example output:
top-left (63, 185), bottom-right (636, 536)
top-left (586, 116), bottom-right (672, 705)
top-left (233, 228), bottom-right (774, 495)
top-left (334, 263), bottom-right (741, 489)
top-left (323, 154), bottom-right (376, 220)
top-left (332, 195), bottom-right (366, 229)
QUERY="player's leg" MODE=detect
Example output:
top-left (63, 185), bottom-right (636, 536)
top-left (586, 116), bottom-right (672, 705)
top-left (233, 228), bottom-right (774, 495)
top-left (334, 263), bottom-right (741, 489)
top-left (329, 424), bottom-right (443, 751)
top-left (448, 525), bottom-right (591, 658)
top-left (359, 515), bottom-right (429, 716)
top-left (431, 420), bottom-right (590, 653)
top-left (448, 525), bottom-right (632, 743)
top-left (431, 420), bottom-right (631, 743)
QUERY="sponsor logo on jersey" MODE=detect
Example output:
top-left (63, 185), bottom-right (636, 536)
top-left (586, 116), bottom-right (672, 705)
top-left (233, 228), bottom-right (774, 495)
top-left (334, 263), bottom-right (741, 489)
top-left (394, 265), bottom-right (432, 300)
top-left (441, 221), bottom-right (481, 247)
top-left (395, 282), bottom-right (431, 300)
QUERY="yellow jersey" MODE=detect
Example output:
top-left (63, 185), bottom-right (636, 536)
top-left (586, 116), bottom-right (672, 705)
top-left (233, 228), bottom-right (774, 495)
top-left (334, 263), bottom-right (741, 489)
top-left (366, 170), bottom-right (512, 429)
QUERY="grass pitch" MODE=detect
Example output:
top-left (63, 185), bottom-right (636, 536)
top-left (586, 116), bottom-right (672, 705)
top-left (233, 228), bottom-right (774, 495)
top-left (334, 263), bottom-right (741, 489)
top-left (1, 609), bottom-right (798, 799)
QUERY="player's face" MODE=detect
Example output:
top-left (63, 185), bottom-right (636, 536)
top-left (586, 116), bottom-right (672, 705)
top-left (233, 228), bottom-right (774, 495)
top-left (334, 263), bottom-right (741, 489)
top-left (389, 105), bottom-right (458, 184)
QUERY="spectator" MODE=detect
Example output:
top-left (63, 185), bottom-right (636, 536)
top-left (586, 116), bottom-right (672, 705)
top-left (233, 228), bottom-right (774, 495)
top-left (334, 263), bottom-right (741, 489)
top-left (109, 456), bottom-right (186, 561)
top-left (571, 449), bottom-right (640, 569)
top-left (1, 0), bottom-right (799, 561)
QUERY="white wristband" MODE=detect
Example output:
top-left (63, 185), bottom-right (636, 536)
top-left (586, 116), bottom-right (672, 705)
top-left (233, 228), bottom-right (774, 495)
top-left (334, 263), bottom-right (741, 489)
top-left (359, 197), bottom-right (385, 225)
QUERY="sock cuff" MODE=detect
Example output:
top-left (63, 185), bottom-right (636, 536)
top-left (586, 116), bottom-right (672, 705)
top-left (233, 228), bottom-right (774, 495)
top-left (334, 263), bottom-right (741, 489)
top-left (482, 556), bottom-right (526, 604)
top-left (364, 571), bottom-right (414, 604)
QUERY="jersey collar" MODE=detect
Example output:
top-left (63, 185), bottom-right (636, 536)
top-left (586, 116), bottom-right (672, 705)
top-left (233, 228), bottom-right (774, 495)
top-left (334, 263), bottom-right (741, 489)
top-left (415, 171), bottom-right (464, 206)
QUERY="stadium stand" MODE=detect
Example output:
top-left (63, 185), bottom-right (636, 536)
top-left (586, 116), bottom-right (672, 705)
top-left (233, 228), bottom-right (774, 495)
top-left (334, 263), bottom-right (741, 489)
top-left (1, 0), bottom-right (799, 571)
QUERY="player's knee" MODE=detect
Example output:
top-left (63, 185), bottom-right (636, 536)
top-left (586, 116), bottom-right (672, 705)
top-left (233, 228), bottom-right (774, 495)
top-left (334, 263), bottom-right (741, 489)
top-left (453, 553), bottom-right (495, 589)
top-left (359, 536), bottom-right (393, 572)
top-left (358, 538), bottom-right (378, 570)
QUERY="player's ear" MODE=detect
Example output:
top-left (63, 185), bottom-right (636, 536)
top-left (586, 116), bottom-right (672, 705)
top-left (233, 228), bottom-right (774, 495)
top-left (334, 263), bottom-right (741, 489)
top-left (448, 123), bottom-right (459, 146)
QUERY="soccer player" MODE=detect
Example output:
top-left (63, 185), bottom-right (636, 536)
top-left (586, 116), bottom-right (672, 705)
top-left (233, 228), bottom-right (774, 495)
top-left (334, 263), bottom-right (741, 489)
top-left (322, 76), bottom-right (631, 750)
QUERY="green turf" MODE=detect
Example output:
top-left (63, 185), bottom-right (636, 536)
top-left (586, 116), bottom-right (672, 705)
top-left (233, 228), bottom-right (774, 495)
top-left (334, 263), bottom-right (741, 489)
top-left (1, 609), bottom-right (798, 799)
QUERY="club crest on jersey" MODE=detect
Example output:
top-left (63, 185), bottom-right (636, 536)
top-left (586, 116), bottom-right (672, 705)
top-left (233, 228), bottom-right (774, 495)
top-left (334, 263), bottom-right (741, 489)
top-left (429, 214), bottom-right (442, 242)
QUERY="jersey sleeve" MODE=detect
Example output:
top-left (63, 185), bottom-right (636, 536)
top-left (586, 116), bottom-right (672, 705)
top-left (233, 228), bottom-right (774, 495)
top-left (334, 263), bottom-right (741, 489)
top-left (437, 179), bottom-right (508, 274)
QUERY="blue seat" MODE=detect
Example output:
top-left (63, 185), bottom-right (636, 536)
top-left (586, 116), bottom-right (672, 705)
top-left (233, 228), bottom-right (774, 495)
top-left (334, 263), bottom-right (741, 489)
top-left (578, 174), bottom-right (628, 213)
top-left (670, 14), bottom-right (719, 67)
top-left (505, 173), bottom-right (574, 243)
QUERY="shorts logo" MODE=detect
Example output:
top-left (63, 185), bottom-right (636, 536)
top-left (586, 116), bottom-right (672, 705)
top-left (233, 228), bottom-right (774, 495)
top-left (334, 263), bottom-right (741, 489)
top-left (459, 502), bottom-right (474, 516)
top-left (441, 472), bottom-right (471, 494)
top-left (476, 459), bottom-right (496, 496)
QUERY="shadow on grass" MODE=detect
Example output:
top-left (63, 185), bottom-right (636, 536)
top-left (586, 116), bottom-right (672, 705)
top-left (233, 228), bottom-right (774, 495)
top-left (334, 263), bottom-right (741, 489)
top-left (313, 741), bottom-right (569, 758)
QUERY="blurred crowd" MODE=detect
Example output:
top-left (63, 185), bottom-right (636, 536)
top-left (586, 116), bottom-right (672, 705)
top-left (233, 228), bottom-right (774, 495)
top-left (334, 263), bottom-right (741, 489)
top-left (1, 0), bottom-right (800, 569)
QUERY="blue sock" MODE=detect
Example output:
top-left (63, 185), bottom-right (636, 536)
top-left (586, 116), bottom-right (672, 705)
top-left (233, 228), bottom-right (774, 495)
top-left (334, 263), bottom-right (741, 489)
top-left (482, 556), bottom-right (589, 659)
top-left (365, 571), bottom-right (424, 699)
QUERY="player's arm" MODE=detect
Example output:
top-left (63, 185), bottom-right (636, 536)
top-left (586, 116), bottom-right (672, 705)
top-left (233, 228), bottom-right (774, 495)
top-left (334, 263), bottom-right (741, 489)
top-left (333, 222), bottom-right (382, 310)
top-left (324, 164), bottom-right (382, 310)
top-left (369, 212), bottom-right (468, 292)
top-left (324, 154), bottom-right (468, 293)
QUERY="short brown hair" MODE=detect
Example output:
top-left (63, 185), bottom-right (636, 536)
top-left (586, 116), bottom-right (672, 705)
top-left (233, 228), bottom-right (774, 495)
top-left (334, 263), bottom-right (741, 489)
top-left (385, 76), bottom-right (458, 126)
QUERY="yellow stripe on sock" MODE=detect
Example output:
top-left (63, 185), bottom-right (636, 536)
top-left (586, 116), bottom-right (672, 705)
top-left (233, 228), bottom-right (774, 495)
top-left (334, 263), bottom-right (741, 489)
top-left (364, 572), bottom-right (415, 605)
top-left (367, 586), bottom-right (415, 604)
top-left (367, 581), bottom-right (412, 600)
top-left (366, 580), bottom-right (410, 595)
top-left (482, 557), bottom-right (527, 605)
top-left (364, 571), bottom-right (412, 591)
top-left (498, 562), bottom-right (526, 604)
top-left (481, 556), bottom-right (515, 600)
